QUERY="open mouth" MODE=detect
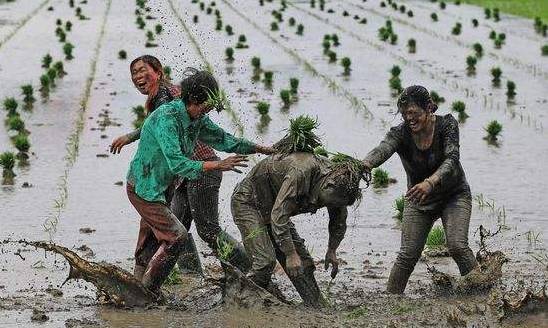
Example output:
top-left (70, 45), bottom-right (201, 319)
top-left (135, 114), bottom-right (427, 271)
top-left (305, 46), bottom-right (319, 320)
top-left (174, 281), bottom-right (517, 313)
top-left (409, 120), bottom-right (418, 129)
top-left (136, 81), bottom-right (147, 90)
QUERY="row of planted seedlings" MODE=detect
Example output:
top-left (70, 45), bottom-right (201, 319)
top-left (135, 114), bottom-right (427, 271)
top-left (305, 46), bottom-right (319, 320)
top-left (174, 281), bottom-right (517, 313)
top-left (0, 1), bottom-right (84, 185)
top-left (134, 0), bottom-right (164, 49)
top-left (322, 34), bottom-right (352, 76)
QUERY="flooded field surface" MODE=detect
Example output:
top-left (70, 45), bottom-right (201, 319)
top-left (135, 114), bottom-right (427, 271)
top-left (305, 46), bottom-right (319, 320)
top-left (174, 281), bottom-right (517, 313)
top-left (0, 0), bottom-right (546, 327)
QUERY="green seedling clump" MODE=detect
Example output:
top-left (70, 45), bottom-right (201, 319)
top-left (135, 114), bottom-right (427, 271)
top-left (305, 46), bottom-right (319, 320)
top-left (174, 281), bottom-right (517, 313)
top-left (273, 115), bottom-right (322, 155)
top-left (472, 18), bottom-right (478, 27)
top-left (42, 54), bottom-right (53, 69)
top-left (14, 134), bottom-right (30, 155)
top-left (225, 24), bottom-right (233, 35)
top-left (3, 97), bottom-right (18, 116)
top-left (327, 50), bottom-right (337, 63)
top-left (251, 56), bottom-right (261, 71)
top-left (21, 85), bottom-right (35, 104)
top-left (430, 91), bottom-right (445, 105)
top-left (452, 22), bottom-right (462, 35)
top-left (288, 17), bottom-right (296, 26)
top-left (473, 43), bottom-right (483, 57)
top-left (193, 15), bottom-right (199, 24)
top-left (163, 66), bottom-right (172, 81)
top-left (118, 50), bottom-right (127, 60)
top-left (271, 22), bottom-right (279, 31)
top-left (322, 40), bottom-right (331, 54)
top-left (40, 75), bottom-right (50, 94)
top-left (53, 61), bottom-right (66, 78)
top-left (155, 24), bottom-right (163, 34)
top-left (256, 101), bottom-right (270, 116)
top-left (280, 89), bottom-right (291, 108)
top-left (225, 47), bottom-right (234, 61)
top-left (63, 43), bottom-right (75, 60)
top-left (394, 195), bottom-right (405, 223)
top-left (331, 34), bottom-right (340, 46)
top-left (506, 81), bottom-right (516, 99)
top-left (296, 24), bottom-right (304, 35)
top-left (47, 68), bottom-right (57, 87)
top-left (372, 168), bottom-right (390, 188)
top-left (451, 100), bottom-right (469, 122)
top-left (426, 226), bottom-right (446, 248)
top-left (408, 38), bottom-right (416, 53)
top-left (341, 57), bottom-right (351, 75)
top-left (263, 71), bottom-right (273, 85)
top-left (290, 78), bottom-right (299, 94)
top-left (431, 12), bottom-right (438, 22)
top-left (484, 120), bottom-right (502, 143)
top-left (65, 20), bottom-right (72, 31)
top-left (491, 67), bottom-right (502, 86)
top-left (215, 19), bottom-right (223, 31)
top-left (0, 151), bottom-right (16, 184)
top-left (466, 55), bottom-right (477, 74)
top-left (7, 115), bottom-right (25, 132)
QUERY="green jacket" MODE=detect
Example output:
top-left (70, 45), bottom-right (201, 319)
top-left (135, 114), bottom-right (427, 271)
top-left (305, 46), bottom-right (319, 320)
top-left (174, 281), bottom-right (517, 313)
top-left (127, 99), bottom-right (256, 203)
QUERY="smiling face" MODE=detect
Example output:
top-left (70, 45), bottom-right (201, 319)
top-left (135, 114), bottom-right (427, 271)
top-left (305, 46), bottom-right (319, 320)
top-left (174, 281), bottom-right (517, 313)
top-left (130, 60), bottom-right (160, 95)
top-left (401, 103), bottom-right (429, 133)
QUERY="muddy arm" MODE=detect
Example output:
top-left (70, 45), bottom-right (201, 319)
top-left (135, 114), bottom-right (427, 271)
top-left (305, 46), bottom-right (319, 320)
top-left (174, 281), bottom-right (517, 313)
top-left (126, 128), bottom-right (141, 143)
top-left (198, 116), bottom-right (256, 155)
top-left (362, 125), bottom-right (403, 169)
top-left (327, 207), bottom-right (348, 252)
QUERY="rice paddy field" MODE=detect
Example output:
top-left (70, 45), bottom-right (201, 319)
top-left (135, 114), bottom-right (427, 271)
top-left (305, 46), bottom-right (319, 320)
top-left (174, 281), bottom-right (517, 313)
top-left (0, 0), bottom-right (547, 327)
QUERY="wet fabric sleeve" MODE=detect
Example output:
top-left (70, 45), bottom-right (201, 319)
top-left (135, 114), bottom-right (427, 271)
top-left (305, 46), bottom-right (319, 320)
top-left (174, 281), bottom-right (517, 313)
top-left (126, 128), bottom-right (141, 143)
top-left (153, 112), bottom-right (203, 180)
top-left (327, 207), bottom-right (348, 251)
top-left (430, 115), bottom-right (461, 189)
top-left (270, 169), bottom-right (310, 255)
top-left (363, 125), bottom-right (403, 168)
top-left (198, 116), bottom-right (256, 154)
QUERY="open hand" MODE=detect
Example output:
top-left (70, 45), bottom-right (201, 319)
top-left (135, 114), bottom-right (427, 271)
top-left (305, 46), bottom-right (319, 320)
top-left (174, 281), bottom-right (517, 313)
top-left (324, 249), bottom-right (339, 279)
top-left (110, 135), bottom-right (131, 154)
top-left (406, 181), bottom-right (433, 204)
top-left (216, 155), bottom-right (249, 173)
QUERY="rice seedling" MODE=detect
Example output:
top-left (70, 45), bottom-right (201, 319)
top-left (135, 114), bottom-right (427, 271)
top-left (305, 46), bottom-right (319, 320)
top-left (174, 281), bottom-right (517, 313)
top-left (271, 22), bottom-right (279, 31)
top-left (466, 55), bottom-right (477, 75)
top-left (542, 45), bottom-right (548, 56)
top-left (21, 85), bottom-right (35, 104)
top-left (489, 30), bottom-right (497, 40)
top-left (493, 8), bottom-right (500, 22)
top-left (430, 91), bottom-right (445, 105)
top-left (47, 68), bottom-right (57, 87)
top-left (63, 43), bottom-right (74, 60)
top-left (3, 97), bottom-right (18, 116)
top-left (53, 61), bottom-right (66, 78)
top-left (494, 35), bottom-right (504, 49)
top-left (407, 10), bottom-right (413, 17)
top-left (215, 19), bottom-right (223, 31)
top-left (372, 168), bottom-right (390, 188)
top-left (390, 33), bottom-right (398, 45)
top-left (42, 54), bottom-right (52, 69)
top-left (7, 115), bottom-right (25, 132)
top-left (341, 57), bottom-right (351, 75)
top-left (118, 50), bottom-right (127, 60)
top-left (136, 16), bottom-right (145, 29)
top-left (193, 15), bottom-right (199, 23)
top-left (273, 115), bottom-right (322, 154)
top-left (439, 1), bottom-right (446, 9)
top-left (327, 50), bottom-right (337, 63)
top-left (426, 226), bottom-right (446, 248)
top-left (390, 65), bottom-right (401, 77)
top-left (472, 18), bottom-right (478, 27)
top-left (263, 71), bottom-right (273, 86)
top-left (217, 232), bottom-right (235, 261)
top-left (0, 152), bottom-right (16, 185)
top-left (65, 20), bottom-right (72, 31)
top-left (289, 17), bottom-right (296, 26)
top-left (296, 24), bottom-right (304, 35)
top-left (225, 24), bottom-right (234, 36)
top-left (407, 38), bottom-right (416, 53)
top-left (14, 134), bottom-right (30, 158)
top-left (251, 56), bottom-right (261, 71)
top-left (331, 34), bottom-right (340, 46)
top-left (75, 7), bottom-right (81, 16)
top-left (451, 100), bottom-right (468, 122)
top-left (155, 24), bottom-right (163, 34)
top-left (322, 40), bottom-right (331, 54)
top-left (380, 1), bottom-right (386, 8)
top-left (342, 10), bottom-right (349, 17)
top-left (399, 5), bottom-right (405, 13)
top-left (235, 34), bottom-right (248, 49)
top-left (165, 264), bottom-right (182, 285)
top-left (393, 195), bottom-right (405, 223)
top-left (163, 66), bottom-right (172, 81)
top-left (451, 22), bottom-right (462, 35)
top-left (359, 18), bottom-right (367, 24)
top-left (69, 0), bottom-right (74, 7)
top-left (280, 89), bottom-right (291, 108)
top-left (506, 81), bottom-right (516, 99)
top-left (199, 2), bottom-right (205, 10)
top-left (491, 67), bottom-right (502, 86)
top-left (225, 47), bottom-right (234, 62)
top-left (313, 146), bottom-right (328, 157)
top-left (259, 0), bottom-right (264, 5)
top-left (484, 8), bottom-right (491, 19)
top-left (455, 1), bottom-right (461, 5)
top-left (290, 78), bottom-right (299, 94)
top-left (473, 43), bottom-right (483, 57)
top-left (214, 9), bottom-right (220, 18)
top-left (256, 101), bottom-right (270, 116)
top-left (146, 30), bottom-right (155, 42)
top-left (57, 29), bottom-right (66, 43)
top-left (484, 120), bottom-right (502, 143)
top-left (39, 74), bottom-right (50, 95)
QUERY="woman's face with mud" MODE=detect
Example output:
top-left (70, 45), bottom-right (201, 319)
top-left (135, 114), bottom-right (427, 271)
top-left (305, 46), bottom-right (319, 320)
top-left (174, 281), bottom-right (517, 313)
top-left (131, 60), bottom-right (160, 95)
top-left (401, 103), bottom-right (430, 133)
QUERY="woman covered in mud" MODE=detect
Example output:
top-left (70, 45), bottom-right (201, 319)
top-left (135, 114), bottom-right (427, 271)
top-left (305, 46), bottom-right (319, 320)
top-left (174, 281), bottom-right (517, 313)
top-left (363, 85), bottom-right (478, 294)
top-left (124, 68), bottom-right (273, 293)
top-left (110, 56), bottom-right (252, 279)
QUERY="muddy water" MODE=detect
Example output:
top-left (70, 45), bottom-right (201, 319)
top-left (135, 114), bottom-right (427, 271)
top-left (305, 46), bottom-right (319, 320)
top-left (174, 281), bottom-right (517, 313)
top-left (0, 0), bottom-right (547, 327)
top-left (0, 0), bottom-right (50, 44)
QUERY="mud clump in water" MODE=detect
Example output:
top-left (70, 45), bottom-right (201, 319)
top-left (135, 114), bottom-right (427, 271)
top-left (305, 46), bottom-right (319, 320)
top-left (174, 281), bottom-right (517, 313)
top-left (30, 309), bottom-right (49, 322)
top-left (500, 287), bottom-right (548, 319)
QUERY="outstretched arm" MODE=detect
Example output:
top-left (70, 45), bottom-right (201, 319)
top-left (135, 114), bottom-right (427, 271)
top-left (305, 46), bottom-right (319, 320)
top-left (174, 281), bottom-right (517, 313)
top-left (325, 207), bottom-right (348, 279)
top-left (362, 126), bottom-right (403, 169)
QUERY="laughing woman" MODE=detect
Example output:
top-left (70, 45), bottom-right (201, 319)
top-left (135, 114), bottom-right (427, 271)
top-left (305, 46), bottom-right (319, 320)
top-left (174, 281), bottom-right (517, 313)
top-left (362, 85), bottom-right (478, 294)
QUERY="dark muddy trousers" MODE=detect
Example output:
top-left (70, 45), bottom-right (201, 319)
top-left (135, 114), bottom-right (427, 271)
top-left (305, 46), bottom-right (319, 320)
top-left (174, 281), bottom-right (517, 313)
top-left (387, 191), bottom-right (478, 294)
top-left (171, 167), bottom-right (251, 272)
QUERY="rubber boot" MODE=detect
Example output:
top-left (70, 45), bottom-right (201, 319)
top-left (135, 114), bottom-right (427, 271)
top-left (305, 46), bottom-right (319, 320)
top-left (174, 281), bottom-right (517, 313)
top-left (142, 241), bottom-right (184, 292)
top-left (289, 268), bottom-right (324, 308)
top-left (386, 264), bottom-right (412, 294)
top-left (176, 233), bottom-right (203, 275)
top-left (217, 231), bottom-right (252, 273)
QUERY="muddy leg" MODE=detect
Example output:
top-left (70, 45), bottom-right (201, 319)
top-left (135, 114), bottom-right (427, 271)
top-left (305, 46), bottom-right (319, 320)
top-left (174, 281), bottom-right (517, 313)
top-left (268, 224), bottom-right (324, 307)
top-left (142, 240), bottom-right (184, 292)
top-left (387, 205), bottom-right (435, 294)
top-left (134, 228), bottom-right (160, 280)
top-left (441, 191), bottom-right (478, 276)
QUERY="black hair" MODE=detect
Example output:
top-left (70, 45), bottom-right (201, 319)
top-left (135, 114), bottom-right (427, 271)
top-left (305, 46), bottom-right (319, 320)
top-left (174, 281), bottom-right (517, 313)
top-left (179, 67), bottom-right (219, 105)
top-left (397, 85), bottom-right (438, 113)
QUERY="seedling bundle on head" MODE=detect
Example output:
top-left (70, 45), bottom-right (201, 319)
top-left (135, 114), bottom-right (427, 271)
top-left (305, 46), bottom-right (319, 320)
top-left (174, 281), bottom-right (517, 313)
top-left (63, 43), bottom-right (74, 60)
top-left (118, 50), bottom-right (127, 60)
top-left (21, 85), bottom-right (35, 104)
top-left (204, 88), bottom-right (230, 113)
top-left (466, 55), bottom-right (477, 74)
top-left (473, 43), bottom-right (483, 57)
top-left (372, 167), bottom-right (390, 188)
top-left (506, 81), bottom-right (516, 99)
top-left (484, 120), bottom-right (502, 143)
top-left (289, 78), bottom-right (299, 94)
top-left (0, 152), bottom-right (16, 184)
top-left (451, 100), bottom-right (468, 122)
top-left (296, 24), bottom-right (304, 35)
top-left (273, 115), bottom-right (322, 155)
top-left (431, 12), bottom-right (438, 22)
top-left (407, 38), bottom-right (416, 53)
top-left (491, 67), bottom-right (502, 86)
top-left (280, 89), bottom-right (291, 108)
top-left (3, 97), bottom-right (18, 117)
top-left (341, 57), bottom-right (352, 75)
top-left (42, 54), bottom-right (53, 69)
top-left (225, 47), bottom-right (234, 61)
top-left (329, 152), bottom-right (371, 196)
top-left (426, 225), bottom-right (446, 248)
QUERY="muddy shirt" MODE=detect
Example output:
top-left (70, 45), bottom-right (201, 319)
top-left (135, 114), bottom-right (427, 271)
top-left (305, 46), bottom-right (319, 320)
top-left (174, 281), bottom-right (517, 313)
top-left (126, 84), bottom-right (217, 160)
top-left (127, 99), bottom-right (256, 203)
top-left (233, 152), bottom-right (347, 254)
top-left (364, 114), bottom-right (469, 210)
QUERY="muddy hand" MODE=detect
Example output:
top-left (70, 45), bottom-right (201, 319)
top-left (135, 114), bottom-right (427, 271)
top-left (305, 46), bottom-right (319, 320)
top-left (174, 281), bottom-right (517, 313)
top-left (286, 252), bottom-right (303, 277)
top-left (217, 155), bottom-right (249, 173)
top-left (405, 181), bottom-right (432, 204)
top-left (110, 135), bottom-right (130, 154)
top-left (324, 250), bottom-right (339, 279)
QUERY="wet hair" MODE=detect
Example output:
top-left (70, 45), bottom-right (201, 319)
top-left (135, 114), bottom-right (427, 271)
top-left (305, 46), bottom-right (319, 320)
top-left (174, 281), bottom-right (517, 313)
top-left (129, 55), bottom-right (169, 84)
top-left (179, 67), bottom-right (219, 105)
top-left (397, 85), bottom-right (438, 113)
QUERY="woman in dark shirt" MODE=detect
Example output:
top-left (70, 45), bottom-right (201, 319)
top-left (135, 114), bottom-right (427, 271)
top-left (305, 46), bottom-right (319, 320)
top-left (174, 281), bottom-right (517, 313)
top-left (363, 85), bottom-right (478, 294)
